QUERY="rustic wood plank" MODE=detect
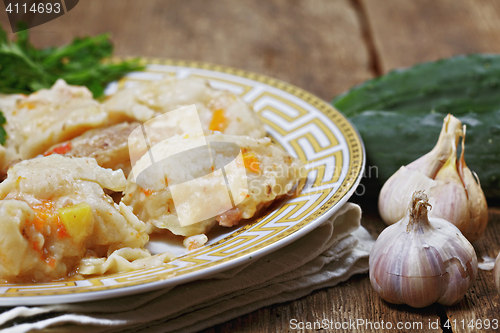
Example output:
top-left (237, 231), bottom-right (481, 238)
top-left (203, 275), bottom-right (442, 333)
top-left (360, 0), bottom-right (500, 73)
top-left (0, 0), bottom-right (372, 100)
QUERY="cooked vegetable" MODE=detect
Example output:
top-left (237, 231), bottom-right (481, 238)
top-left (332, 54), bottom-right (500, 198)
top-left (58, 202), bottom-right (94, 243)
top-left (0, 23), bottom-right (143, 98)
top-left (370, 191), bottom-right (478, 308)
top-left (242, 149), bottom-right (260, 172)
top-left (209, 109), bottom-right (228, 132)
top-left (379, 115), bottom-right (488, 242)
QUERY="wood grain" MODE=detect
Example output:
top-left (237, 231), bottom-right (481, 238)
top-left (0, 0), bottom-right (372, 101)
top-left (203, 275), bottom-right (443, 333)
top-left (360, 0), bottom-right (500, 73)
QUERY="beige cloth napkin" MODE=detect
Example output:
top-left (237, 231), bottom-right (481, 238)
top-left (0, 203), bottom-right (374, 333)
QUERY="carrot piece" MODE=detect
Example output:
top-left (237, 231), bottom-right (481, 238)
top-left (141, 188), bottom-right (153, 196)
top-left (44, 142), bottom-right (72, 156)
top-left (209, 109), bottom-right (227, 132)
top-left (46, 257), bottom-right (57, 268)
top-left (243, 151), bottom-right (260, 172)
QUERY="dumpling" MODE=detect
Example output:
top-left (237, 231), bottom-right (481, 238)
top-left (104, 78), bottom-right (266, 139)
top-left (0, 93), bottom-right (24, 115)
top-left (3, 79), bottom-right (108, 159)
top-left (43, 122), bottom-right (140, 176)
top-left (122, 134), bottom-right (306, 237)
top-left (0, 94), bottom-right (25, 176)
top-left (0, 155), bottom-right (150, 282)
top-left (38, 79), bottom-right (267, 177)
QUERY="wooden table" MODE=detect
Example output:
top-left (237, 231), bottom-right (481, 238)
top-left (1, 1), bottom-right (499, 331)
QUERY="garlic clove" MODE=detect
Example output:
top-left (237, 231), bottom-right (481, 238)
top-left (457, 126), bottom-right (488, 243)
top-left (406, 114), bottom-right (462, 178)
top-left (370, 191), bottom-right (478, 308)
top-left (379, 114), bottom-right (463, 225)
top-left (427, 140), bottom-right (469, 234)
top-left (378, 167), bottom-right (436, 225)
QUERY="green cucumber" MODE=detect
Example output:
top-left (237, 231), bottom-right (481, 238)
top-left (332, 54), bottom-right (500, 199)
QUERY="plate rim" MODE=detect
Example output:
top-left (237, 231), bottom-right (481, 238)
top-left (0, 58), bottom-right (366, 305)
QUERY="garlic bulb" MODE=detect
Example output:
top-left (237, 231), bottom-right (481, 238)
top-left (378, 114), bottom-right (488, 242)
top-left (494, 253), bottom-right (500, 293)
top-left (370, 191), bottom-right (478, 308)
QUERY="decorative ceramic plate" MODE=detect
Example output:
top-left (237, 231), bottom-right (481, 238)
top-left (0, 59), bottom-right (365, 306)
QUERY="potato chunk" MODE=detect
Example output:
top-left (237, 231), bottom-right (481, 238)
top-left (58, 203), bottom-right (94, 243)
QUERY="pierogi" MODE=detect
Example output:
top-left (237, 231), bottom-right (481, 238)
top-left (0, 77), bottom-right (306, 282)
top-left (3, 80), bottom-right (108, 160)
top-left (123, 134), bottom-right (306, 237)
top-left (44, 122), bottom-right (140, 176)
top-left (0, 155), bottom-right (168, 283)
top-left (104, 77), bottom-right (266, 138)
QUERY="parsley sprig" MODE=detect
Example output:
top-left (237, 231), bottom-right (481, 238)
top-left (0, 23), bottom-right (145, 145)
top-left (0, 23), bottom-right (144, 97)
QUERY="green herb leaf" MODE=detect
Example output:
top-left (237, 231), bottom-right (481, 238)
top-left (0, 23), bottom-right (144, 98)
top-left (0, 111), bottom-right (7, 146)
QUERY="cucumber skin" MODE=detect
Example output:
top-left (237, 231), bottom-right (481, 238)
top-left (332, 54), bottom-right (500, 198)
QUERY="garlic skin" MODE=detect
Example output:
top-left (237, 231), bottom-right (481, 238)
top-left (378, 115), bottom-right (488, 243)
top-left (494, 253), bottom-right (500, 293)
top-left (427, 134), bottom-right (469, 233)
top-left (379, 114), bottom-right (462, 225)
top-left (457, 127), bottom-right (488, 242)
top-left (406, 114), bottom-right (461, 178)
top-left (370, 191), bottom-right (478, 308)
